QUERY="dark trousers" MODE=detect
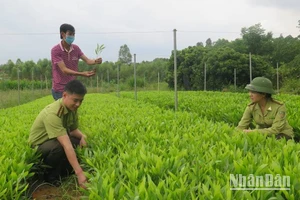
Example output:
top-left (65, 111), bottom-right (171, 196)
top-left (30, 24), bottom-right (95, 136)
top-left (275, 133), bottom-right (292, 140)
top-left (51, 89), bottom-right (63, 101)
top-left (37, 136), bottom-right (80, 181)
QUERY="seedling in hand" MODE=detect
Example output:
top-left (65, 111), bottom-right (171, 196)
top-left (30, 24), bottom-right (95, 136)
top-left (94, 44), bottom-right (105, 72)
top-left (95, 44), bottom-right (105, 57)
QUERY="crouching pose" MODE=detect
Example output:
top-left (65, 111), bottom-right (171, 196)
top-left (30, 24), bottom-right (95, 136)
top-left (236, 77), bottom-right (294, 140)
top-left (29, 80), bottom-right (88, 188)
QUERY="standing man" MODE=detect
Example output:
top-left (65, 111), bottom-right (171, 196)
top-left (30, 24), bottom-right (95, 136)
top-left (29, 80), bottom-right (88, 188)
top-left (51, 23), bottom-right (102, 100)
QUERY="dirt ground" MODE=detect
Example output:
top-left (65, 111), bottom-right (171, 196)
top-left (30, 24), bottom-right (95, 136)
top-left (30, 182), bottom-right (83, 200)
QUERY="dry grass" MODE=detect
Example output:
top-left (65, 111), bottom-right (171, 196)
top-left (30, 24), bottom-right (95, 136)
top-left (0, 89), bottom-right (50, 109)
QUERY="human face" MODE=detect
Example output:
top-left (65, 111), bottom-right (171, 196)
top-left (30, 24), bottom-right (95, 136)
top-left (62, 30), bottom-right (75, 37)
top-left (63, 92), bottom-right (84, 111)
top-left (248, 91), bottom-right (266, 103)
top-left (62, 31), bottom-right (75, 44)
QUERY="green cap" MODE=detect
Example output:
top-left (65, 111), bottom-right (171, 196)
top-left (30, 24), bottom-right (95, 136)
top-left (245, 77), bottom-right (275, 94)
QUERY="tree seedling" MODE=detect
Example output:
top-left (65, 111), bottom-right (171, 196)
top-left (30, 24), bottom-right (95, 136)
top-left (94, 44), bottom-right (105, 72)
top-left (95, 44), bottom-right (105, 57)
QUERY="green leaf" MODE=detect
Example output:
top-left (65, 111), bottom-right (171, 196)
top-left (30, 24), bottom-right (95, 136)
top-left (255, 164), bottom-right (268, 175)
top-left (108, 187), bottom-right (114, 200)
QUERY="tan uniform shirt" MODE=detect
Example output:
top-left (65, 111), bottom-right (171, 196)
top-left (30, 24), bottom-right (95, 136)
top-left (237, 99), bottom-right (294, 137)
top-left (28, 99), bottom-right (78, 146)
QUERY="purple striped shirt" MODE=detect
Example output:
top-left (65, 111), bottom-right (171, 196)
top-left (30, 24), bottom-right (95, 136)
top-left (51, 42), bottom-right (84, 92)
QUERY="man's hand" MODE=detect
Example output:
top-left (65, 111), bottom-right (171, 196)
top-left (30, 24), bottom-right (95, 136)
top-left (243, 129), bottom-right (253, 133)
top-left (69, 129), bottom-right (88, 147)
top-left (80, 136), bottom-right (87, 148)
top-left (76, 171), bottom-right (87, 189)
top-left (94, 57), bottom-right (102, 65)
top-left (81, 71), bottom-right (96, 77)
top-left (57, 135), bottom-right (88, 189)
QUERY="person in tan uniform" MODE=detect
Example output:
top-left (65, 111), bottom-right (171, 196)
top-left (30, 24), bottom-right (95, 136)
top-left (29, 80), bottom-right (88, 188)
top-left (237, 77), bottom-right (293, 140)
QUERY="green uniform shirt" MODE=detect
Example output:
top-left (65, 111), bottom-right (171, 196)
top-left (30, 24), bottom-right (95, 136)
top-left (29, 99), bottom-right (78, 146)
top-left (237, 99), bottom-right (294, 137)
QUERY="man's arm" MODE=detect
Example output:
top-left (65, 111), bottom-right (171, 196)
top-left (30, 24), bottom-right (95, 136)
top-left (81, 55), bottom-right (102, 65)
top-left (57, 61), bottom-right (95, 77)
top-left (51, 47), bottom-right (93, 77)
top-left (57, 134), bottom-right (87, 187)
top-left (236, 106), bottom-right (252, 131)
top-left (70, 129), bottom-right (87, 147)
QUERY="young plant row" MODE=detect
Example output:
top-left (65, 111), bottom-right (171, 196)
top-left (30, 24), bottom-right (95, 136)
top-left (0, 96), bottom-right (53, 199)
top-left (2, 93), bottom-right (300, 199)
top-left (119, 91), bottom-right (300, 137)
top-left (77, 94), bottom-right (300, 199)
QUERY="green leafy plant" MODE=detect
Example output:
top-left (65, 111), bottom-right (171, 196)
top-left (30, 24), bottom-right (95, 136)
top-left (3, 92), bottom-right (300, 199)
top-left (95, 44), bottom-right (105, 58)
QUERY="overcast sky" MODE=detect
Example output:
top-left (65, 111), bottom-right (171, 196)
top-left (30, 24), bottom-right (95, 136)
top-left (0, 0), bottom-right (299, 65)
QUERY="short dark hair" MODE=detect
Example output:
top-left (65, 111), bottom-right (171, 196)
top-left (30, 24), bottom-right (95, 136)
top-left (60, 23), bottom-right (75, 39)
top-left (257, 92), bottom-right (272, 99)
top-left (266, 93), bottom-right (272, 99)
top-left (64, 80), bottom-right (87, 95)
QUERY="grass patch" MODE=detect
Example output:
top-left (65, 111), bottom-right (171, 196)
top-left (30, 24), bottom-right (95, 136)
top-left (0, 83), bottom-right (170, 109)
top-left (0, 89), bottom-right (51, 109)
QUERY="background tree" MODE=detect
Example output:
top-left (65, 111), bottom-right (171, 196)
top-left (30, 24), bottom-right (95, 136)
top-left (229, 38), bottom-right (247, 54)
top-left (166, 23), bottom-right (288, 91)
top-left (12, 59), bottom-right (23, 79)
top-left (201, 47), bottom-right (273, 90)
top-left (137, 58), bottom-right (168, 85)
top-left (2, 23), bottom-right (300, 93)
top-left (21, 60), bottom-right (36, 80)
top-left (196, 42), bottom-right (204, 47)
top-left (2, 60), bottom-right (15, 78)
top-left (37, 59), bottom-right (51, 81)
top-left (271, 35), bottom-right (300, 65)
top-left (213, 39), bottom-right (230, 48)
top-left (118, 44), bottom-right (132, 65)
top-left (166, 46), bottom-right (206, 90)
top-left (37, 59), bottom-right (51, 89)
top-left (241, 23), bottom-right (273, 56)
top-left (205, 38), bottom-right (212, 47)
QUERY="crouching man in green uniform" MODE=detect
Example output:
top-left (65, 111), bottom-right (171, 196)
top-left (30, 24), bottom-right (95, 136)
top-left (236, 77), bottom-right (294, 140)
top-left (29, 80), bottom-right (87, 188)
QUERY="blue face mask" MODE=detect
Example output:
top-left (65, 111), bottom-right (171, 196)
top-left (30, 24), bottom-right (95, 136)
top-left (65, 36), bottom-right (75, 45)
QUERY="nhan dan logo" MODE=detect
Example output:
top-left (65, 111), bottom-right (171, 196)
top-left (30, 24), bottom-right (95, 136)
top-left (230, 174), bottom-right (290, 190)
